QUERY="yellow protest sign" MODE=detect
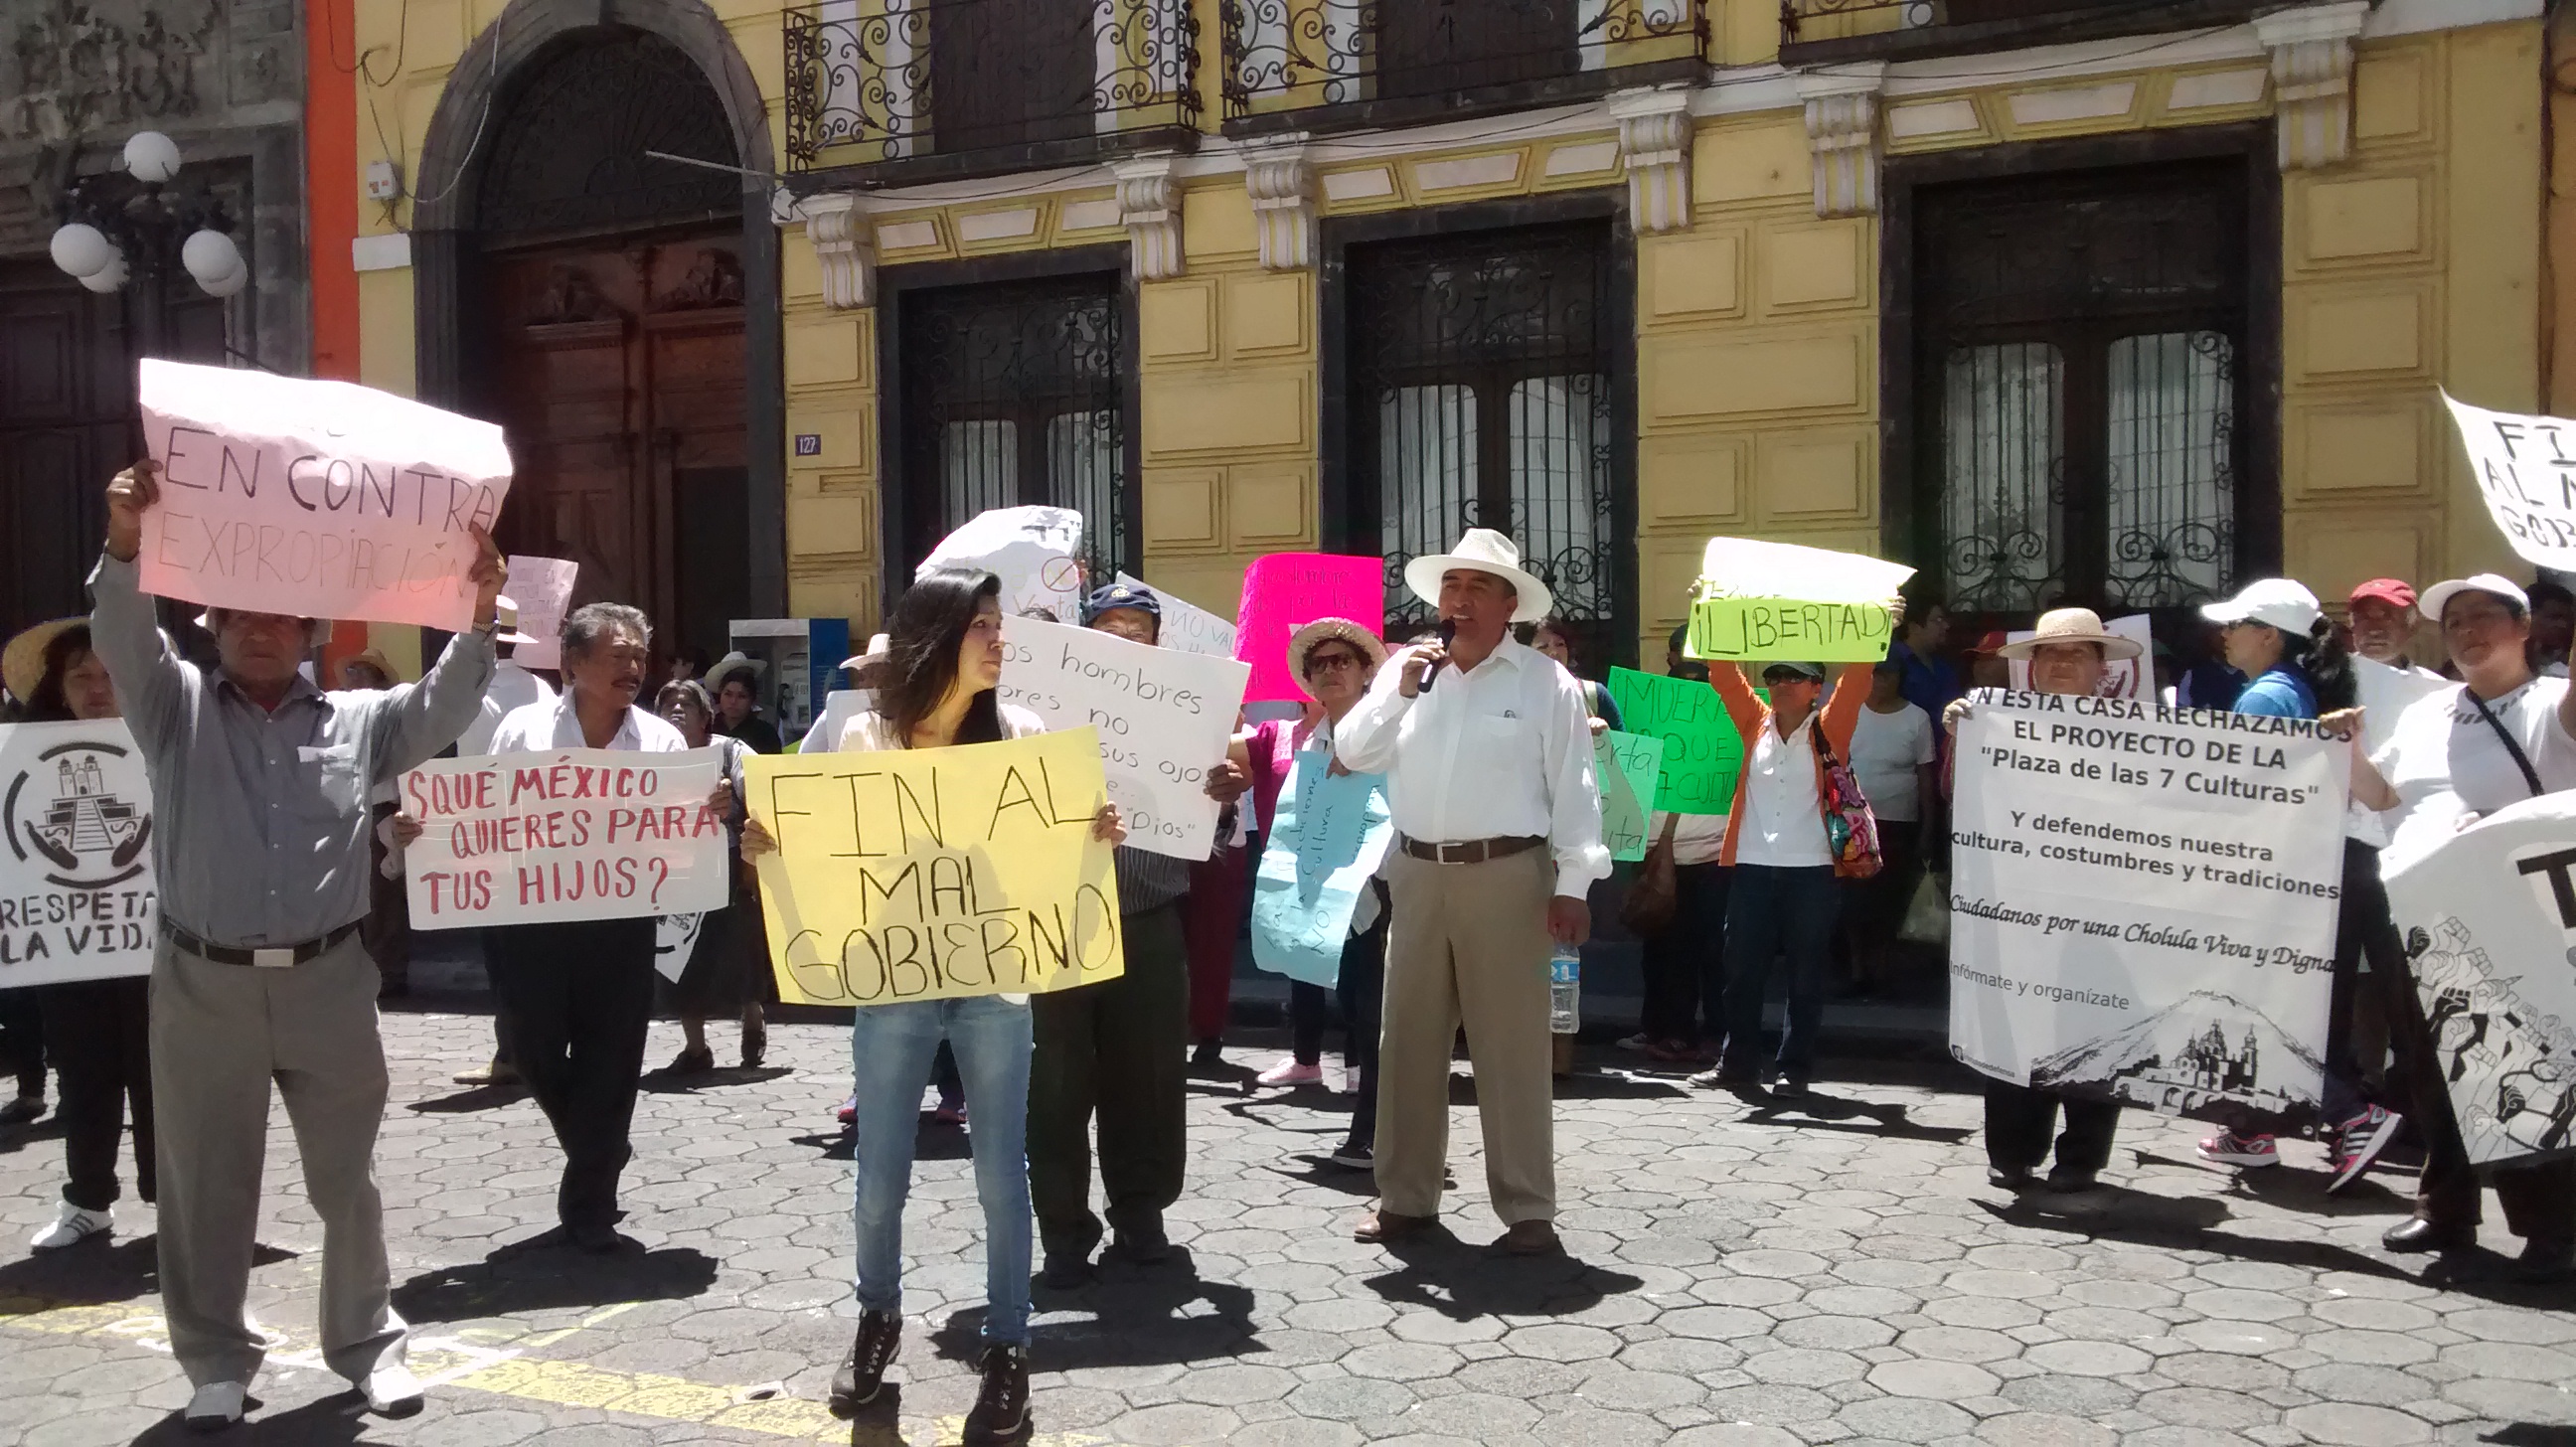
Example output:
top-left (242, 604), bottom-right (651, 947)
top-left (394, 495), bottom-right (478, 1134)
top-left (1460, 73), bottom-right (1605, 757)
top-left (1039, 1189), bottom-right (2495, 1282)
top-left (746, 728), bottom-right (1125, 1007)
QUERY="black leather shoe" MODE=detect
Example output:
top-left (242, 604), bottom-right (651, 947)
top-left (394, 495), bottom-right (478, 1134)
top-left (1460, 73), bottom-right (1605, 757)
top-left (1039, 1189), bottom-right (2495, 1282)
top-left (2516, 1237), bottom-right (2575, 1283)
top-left (1038, 1251), bottom-right (1094, 1289)
top-left (2381, 1216), bottom-right (2473, 1254)
top-left (1113, 1220), bottom-right (1170, 1264)
top-left (962, 1343), bottom-right (1031, 1444)
top-left (828, 1310), bottom-right (901, 1416)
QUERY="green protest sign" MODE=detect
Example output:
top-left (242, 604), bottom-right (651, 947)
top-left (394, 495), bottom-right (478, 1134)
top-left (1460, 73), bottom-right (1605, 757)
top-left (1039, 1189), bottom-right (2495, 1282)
top-left (1591, 729), bottom-right (1667, 862)
top-left (1605, 667), bottom-right (1743, 816)
top-left (1686, 595), bottom-right (1893, 663)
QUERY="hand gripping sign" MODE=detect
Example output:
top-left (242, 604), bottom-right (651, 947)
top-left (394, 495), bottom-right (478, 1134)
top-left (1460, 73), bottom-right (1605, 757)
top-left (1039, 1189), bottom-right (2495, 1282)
top-left (138, 359), bottom-right (513, 631)
top-left (402, 748), bottom-right (731, 928)
top-left (747, 729), bottom-right (1125, 1006)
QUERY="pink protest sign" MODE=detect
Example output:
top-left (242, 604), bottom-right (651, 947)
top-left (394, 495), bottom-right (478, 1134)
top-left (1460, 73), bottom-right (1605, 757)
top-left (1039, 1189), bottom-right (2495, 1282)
top-left (137, 358), bottom-right (513, 631)
top-left (1233, 553), bottom-right (1383, 703)
top-left (502, 555), bottom-right (577, 670)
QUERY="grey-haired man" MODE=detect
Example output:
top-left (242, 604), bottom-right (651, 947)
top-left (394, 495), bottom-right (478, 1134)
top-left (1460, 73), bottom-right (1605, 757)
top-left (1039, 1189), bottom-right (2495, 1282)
top-left (91, 460), bottom-right (504, 1431)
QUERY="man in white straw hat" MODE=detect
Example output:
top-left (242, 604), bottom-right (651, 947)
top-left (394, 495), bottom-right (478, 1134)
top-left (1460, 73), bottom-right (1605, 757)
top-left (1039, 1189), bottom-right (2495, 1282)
top-left (1335, 529), bottom-right (1607, 1256)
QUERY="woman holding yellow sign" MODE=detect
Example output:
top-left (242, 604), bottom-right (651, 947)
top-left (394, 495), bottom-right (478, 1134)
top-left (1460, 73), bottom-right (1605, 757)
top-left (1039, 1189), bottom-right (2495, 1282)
top-left (740, 567), bottom-right (1123, 1444)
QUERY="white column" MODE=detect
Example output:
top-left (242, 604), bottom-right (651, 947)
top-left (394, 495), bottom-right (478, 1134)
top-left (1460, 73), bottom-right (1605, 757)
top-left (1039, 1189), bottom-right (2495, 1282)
top-left (2254, 1), bottom-right (2369, 171)
top-left (1609, 84), bottom-right (1693, 235)
top-left (1795, 64), bottom-right (1886, 220)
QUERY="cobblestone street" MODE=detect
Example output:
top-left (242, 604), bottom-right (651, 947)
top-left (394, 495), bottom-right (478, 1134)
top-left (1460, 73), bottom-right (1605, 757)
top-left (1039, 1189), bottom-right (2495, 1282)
top-left (1, 1007), bottom-right (2570, 1447)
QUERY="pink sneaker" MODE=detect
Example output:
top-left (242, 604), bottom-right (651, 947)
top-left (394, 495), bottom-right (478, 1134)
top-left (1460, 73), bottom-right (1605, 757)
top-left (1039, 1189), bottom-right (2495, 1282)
top-left (2329, 1106), bottom-right (2401, 1193)
top-left (2197, 1130), bottom-right (2279, 1167)
top-left (1256, 1059), bottom-right (1325, 1088)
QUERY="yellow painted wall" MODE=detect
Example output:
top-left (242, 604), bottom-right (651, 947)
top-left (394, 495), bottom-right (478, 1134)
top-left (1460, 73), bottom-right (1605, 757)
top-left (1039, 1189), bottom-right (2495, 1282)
top-left (2280, 23), bottom-right (2541, 600)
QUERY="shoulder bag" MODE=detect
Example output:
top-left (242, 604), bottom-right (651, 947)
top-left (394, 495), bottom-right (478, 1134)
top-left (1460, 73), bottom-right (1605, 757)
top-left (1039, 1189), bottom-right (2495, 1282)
top-left (1620, 814), bottom-right (1683, 934)
top-left (2465, 687), bottom-right (2547, 798)
top-left (1810, 718), bottom-right (1884, 881)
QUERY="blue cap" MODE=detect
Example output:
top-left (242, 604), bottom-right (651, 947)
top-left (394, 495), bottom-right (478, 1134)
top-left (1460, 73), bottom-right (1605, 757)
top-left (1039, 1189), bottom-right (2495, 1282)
top-left (1081, 581), bottom-right (1161, 623)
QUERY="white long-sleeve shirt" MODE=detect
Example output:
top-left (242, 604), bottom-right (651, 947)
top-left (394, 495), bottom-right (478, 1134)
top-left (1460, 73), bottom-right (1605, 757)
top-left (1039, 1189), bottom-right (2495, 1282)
top-left (457, 660), bottom-right (558, 756)
top-left (489, 692), bottom-right (688, 754)
top-left (1334, 635), bottom-right (1608, 900)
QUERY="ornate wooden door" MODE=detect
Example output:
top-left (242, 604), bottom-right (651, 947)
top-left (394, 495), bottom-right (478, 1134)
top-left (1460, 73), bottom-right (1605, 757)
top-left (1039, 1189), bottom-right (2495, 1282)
top-left (483, 241), bottom-right (746, 646)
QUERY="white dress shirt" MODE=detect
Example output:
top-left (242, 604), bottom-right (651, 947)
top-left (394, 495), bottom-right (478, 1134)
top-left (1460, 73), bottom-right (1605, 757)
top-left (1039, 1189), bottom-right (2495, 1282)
top-left (458, 660), bottom-right (559, 756)
top-left (1335, 635), bottom-right (1608, 900)
top-left (1737, 717), bottom-right (1831, 868)
top-left (489, 692), bottom-right (689, 755)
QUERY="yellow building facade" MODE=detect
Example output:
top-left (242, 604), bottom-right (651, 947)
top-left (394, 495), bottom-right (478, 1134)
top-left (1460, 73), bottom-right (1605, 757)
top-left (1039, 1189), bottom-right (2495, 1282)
top-left (345, 0), bottom-right (2544, 672)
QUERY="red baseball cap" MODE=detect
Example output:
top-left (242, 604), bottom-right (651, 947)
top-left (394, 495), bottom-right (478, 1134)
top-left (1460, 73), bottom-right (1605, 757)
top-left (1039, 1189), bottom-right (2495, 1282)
top-left (1967, 630), bottom-right (2012, 656)
top-left (2348, 577), bottom-right (2417, 610)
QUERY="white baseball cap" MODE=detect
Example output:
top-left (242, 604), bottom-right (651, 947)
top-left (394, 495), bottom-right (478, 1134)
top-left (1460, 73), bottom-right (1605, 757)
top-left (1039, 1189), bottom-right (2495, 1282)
top-left (2417, 573), bottom-right (2531, 623)
top-left (2200, 577), bottom-right (2323, 635)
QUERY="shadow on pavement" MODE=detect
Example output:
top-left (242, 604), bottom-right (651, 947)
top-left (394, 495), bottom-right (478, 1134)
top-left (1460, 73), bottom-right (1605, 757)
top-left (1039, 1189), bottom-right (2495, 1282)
top-left (392, 1241), bottom-right (719, 1324)
top-left (1734, 1087), bottom-right (1976, 1143)
top-left (126, 1391), bottom-right (370, 1446)
top-left (792, 1115), bottom-right (971, 1164)
top-left (0, 1234), bottom-right (289, 1310)
top-left (944, 1244), bottom-right (1258, 1369)
top-left (403, 1082), bottom-right (531, 1114)
top-left (637, 1064), bottom-right (796, 1095)
top-left (1363, 1227), bottom-right (1646, 1322)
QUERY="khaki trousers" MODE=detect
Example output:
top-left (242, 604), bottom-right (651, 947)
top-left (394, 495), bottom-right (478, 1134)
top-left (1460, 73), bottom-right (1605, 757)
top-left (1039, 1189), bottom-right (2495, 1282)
top-left (151, 932), bottom-right (407, 1387)
top-left (1375, 848), bottom-right (1556, 1225)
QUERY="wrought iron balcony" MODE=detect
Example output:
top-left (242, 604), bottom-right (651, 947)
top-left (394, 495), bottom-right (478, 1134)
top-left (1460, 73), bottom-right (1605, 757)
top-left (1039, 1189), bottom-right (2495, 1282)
top-left (783, 0), bottom-right (1202, 183)
top-left (1779, 0), bottom-right (2271, 66)
top-left (1221, 0), bottom-right (1706, 137)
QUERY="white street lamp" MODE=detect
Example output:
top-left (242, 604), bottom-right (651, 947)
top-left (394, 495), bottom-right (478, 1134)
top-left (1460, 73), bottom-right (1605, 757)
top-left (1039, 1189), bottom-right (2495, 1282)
top-left (49, 222), bottom-right (114, 278)
top-left (180, 228), bottom-right (242, 284)
top-left (122, 130), bottom-right (182, 185)
top-left (79, 252), bottom-right (129, 293)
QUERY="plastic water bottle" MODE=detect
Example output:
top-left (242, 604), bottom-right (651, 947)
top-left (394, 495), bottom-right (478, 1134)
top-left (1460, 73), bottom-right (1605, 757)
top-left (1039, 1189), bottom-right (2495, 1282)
top-left (1548, 946), bottom-right (1581, 1035)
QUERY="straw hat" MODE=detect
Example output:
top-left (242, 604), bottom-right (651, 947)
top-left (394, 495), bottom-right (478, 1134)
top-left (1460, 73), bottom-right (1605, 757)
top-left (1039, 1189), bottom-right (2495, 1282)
top-left (3, 616), bottom-right (85, 705)
top-left (839, 632), bottom-right (892, 672)
top-left (1994, 607), bottom-right (2145, 661)
top-left (701, 650), bottom-right (765, 690)
top-left (1402, 529), bottom-right (1551, 624)
top-left (1286, 617), bottom-right (1387, 698)
top-left (338, 647), bottom-right (398, 688)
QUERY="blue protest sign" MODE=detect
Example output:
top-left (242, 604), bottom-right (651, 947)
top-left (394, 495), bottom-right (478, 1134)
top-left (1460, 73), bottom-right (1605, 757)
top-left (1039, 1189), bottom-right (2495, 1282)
top-left (1250, 747), bottom-right (1392, 988)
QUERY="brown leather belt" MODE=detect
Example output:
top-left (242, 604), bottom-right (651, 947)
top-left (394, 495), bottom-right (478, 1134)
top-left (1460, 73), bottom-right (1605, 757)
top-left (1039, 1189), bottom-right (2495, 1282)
top-left (164, 918), bottom-right (364, 969)
top-left (1395, 833), bottom-right (1544, 866)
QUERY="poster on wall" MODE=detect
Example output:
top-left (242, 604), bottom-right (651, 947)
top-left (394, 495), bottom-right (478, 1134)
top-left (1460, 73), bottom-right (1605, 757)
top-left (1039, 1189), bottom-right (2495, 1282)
top-left (1947, 691), bottom-right (2346, 1121)
top-left (2381, 792), bottom-right (2576, 1168)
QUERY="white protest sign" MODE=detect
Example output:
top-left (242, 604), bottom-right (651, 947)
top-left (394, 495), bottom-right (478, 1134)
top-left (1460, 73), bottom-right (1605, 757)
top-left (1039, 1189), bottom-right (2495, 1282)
top-left (2382, 792), bottom-right (2576, 1168)
top-left (655, 911), bottom-right (706, 982)
top-left (1116, 571), bottom-right (1238, 660)
top-left (2444, 392), bottom-right (2576, 570)
top-left (502, 555), bottom-right (576, 670)
top-left (1948, 691), bottom-right (2345, 1121)
top-left (401, 748), bottom-right (730, 928)
top-left (2007, 614), bottom-right (2154, 699)
top-left (0, 721), bottom-right (158, 986)
top-left (1695, 537), bottom-right (1916, 603)
top-left (919, 507), bottom-right (1087, 619)
top-left (138, 358), bottom-right (512, 630)
top-left (998, 614), bottom-right (1251, 860)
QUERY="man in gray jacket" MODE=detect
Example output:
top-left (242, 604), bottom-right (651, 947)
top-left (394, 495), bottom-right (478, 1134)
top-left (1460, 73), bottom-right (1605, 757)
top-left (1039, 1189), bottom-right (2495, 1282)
top-left (89, 460), bottom-right (504, 1431)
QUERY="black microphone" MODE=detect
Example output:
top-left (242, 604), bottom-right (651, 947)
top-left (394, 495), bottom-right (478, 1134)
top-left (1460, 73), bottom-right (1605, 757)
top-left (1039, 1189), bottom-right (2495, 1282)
top-left (1419, 619), bottom-right (1458, 693)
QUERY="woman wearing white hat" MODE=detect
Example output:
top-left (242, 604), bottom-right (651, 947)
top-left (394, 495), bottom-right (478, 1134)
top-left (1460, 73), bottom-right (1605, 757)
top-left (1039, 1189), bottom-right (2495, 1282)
top-left (2189, 579), bottom-right (2367, 1176)
top-left (2344, 573), bottom-right (2576, 1280)
top-left (1947, 608), bottom-right (2142, 1192)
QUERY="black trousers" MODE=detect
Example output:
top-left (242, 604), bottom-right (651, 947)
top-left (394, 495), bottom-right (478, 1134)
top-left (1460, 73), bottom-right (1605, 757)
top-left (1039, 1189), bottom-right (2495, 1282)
top-left (1984, 1078), bottom-right (2121, 1178)
top-left (41, 977), bottom-right (155, 1210)
top-left (1638, 863), bottom-right (1731, 1045)
top-left (0, 989), bottom-right (43, 1099)
top-left (487, 917), bottom-right (658, 1229)
top-left (1338, 916), bottom-right (1388, 1150)
top-left (1030, 901), bottom-right (1190, 1259)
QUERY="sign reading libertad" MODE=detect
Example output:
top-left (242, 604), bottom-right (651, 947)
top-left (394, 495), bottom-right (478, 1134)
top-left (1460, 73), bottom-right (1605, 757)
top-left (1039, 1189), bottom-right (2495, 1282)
top-left (138, 358), bottom-right (514, 631)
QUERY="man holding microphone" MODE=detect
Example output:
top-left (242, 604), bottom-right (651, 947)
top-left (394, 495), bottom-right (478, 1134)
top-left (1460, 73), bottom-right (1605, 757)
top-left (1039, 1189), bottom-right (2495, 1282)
top-left (89, 460), bottom-right (504, 1430)
top-left (1335, 529), bottom-right (1606, 1256)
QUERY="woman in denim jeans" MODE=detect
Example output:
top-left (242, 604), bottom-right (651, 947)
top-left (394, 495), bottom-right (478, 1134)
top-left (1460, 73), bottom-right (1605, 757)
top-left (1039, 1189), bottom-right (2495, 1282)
top-left (743, 567), bottom-right (1124, 1442)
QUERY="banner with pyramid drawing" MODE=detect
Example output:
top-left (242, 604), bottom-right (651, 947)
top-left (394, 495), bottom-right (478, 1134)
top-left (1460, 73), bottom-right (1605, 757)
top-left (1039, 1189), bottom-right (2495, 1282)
top-left (1947, 691), bottom-right (2345, 1121)
top-left (2381, 792), bottom-right (2576, 1169)
top-left (0, 719), bottom-right (158, 987)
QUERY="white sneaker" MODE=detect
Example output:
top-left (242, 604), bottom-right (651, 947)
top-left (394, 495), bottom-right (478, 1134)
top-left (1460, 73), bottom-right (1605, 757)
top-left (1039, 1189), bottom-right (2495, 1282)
top-left (362, 1363), bottom-right (425, 1416)
top-left (1255, 1059), bottom-right (1325, 1088)
top-left (184, 1380), bottom-right (246, 1431)
top-left (29, 1202), bottom-right (111, 1251)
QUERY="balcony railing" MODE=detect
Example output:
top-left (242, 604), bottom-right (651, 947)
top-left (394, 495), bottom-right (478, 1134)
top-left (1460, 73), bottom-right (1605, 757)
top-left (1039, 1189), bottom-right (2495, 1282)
top-left (1222, 0), bottom-right (1706, 137)
top-left (784, 0), bottom-right (1202, 181)
top-left (1779, 0), bottom-right (2269, 64)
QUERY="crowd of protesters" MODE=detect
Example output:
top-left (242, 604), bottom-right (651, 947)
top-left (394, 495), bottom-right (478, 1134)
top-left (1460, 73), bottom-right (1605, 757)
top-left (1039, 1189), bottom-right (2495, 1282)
top-left (1, 457), bottom-right (2570, 1440)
